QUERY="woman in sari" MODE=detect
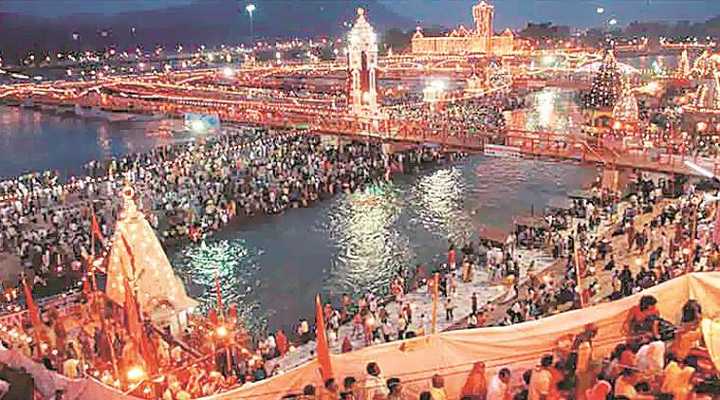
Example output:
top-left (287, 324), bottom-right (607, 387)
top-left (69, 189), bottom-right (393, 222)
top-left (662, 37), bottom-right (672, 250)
top-left (461, 362), bottom-right (487, 400)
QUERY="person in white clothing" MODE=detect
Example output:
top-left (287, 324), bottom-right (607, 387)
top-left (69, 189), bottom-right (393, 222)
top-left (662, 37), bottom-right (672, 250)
top-left (486, 368), bottom-right (512, 400)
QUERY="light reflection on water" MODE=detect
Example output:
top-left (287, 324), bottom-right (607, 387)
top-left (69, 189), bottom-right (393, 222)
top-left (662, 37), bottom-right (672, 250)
top-left (0, 88), bottom-right (599, 333)
top-left (0, 106), bottom-right (180, 178)
top-left (171, 156), bottom-right (597, 333)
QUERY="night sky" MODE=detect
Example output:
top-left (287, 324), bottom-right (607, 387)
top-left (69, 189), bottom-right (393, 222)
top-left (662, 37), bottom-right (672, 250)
top-left (1, 0), bottom-right (719, 29)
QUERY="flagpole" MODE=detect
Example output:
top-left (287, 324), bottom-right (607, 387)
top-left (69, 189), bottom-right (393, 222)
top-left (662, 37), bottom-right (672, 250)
top-left (431, 272), bottom-right (439, 334)
top-left (96, 291), bottom-right (120, 379)
top-left (574, 236), bottom-right (586, 308)
top-left (91, 205), bottom-right (96, 260)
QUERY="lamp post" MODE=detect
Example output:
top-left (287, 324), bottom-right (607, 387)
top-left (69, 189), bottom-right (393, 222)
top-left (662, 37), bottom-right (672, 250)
top-left (246, 4), bottom-right (256, 45)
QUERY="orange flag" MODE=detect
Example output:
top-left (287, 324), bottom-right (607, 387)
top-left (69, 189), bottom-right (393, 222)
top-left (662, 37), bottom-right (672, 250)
top-left (82, 275), bottom-right (91, 297)
top-left (91, 212), bottom-right (104, 243)
top-left (22, 278), bottom-right (43, 336)
top-left (123, 277), bottom-right (157, 373)
top-left (315, 294), bottom-right (333, 382)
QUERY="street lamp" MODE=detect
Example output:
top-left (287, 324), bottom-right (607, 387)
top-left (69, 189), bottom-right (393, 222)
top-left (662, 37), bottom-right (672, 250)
top-left (246, 4), bottom-right (256, 44)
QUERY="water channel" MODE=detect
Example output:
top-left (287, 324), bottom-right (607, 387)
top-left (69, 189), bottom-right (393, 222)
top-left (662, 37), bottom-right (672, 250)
top-left (0, 88), bottom-right (597, 333)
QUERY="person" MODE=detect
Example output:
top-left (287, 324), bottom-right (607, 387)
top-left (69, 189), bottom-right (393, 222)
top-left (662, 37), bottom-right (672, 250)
top-left (445, 297), bottom-right (455, 321)
top-left (635, 339), bottom-right (665, 377)
top-left (614, 368), bottom-right (654, 400)
top-left (342, 336), bottom-right (353, 353)
top-left (584, 374), bottom-right (611, 400)
top-left (661, 357), bottom-right (695, 400)
top-left (471, 293), bottom-right (478, 315)
top-left (461, 362), bottom-right (487, 400)
top-left (419, 392), bottom-right (432, 400)
top-left (627, 295), bottom-right (659, 334)
top-left (429, 374), bottom-right (447, 400)
top-left (574, 324), bottom-right (597, 399)
top-left (341, 377), bottom-right (358, 400)
top-left (486, 368), bottom-right (511, 400)
top-left (321, 378), bottom-right (340, 400)
top-left (276, 329), bottom-right (289, 356)
top-left (363, 362), bottom-right (388, 400)
top-left (467, 313), bottom-right (478, 329)
top-left (528, 355), bottom-right (553, 400)
top-left (303, 384), bottom-right (317, 399)
top-left (386, 378), bottom-right (402, 400)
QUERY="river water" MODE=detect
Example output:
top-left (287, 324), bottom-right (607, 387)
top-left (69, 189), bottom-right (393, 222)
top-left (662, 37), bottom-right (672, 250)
top-left (0, 88), bottom-right (597, 333)
top-left (0, 106), bottom-right (181, 179)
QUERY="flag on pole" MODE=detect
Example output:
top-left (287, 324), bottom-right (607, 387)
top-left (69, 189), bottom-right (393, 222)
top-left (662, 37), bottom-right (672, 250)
top-left (574, 244), bottom-right (586, 308)
top-left (120, 233), bottom-right (136, 279)
top-left (431, 273), bottom-right (439, 334)
top-left (123, 277), bottom-right (157, 373)
top-left (22, 278), bottom-right (43, 338)
top-left (91, 212), bottom-right (104, 243)
top-left (714, 204), bottom-right (720, 245)
top-left (315, 294), bottom-right (333, 382)
top-left (82, 275), bottom-right (91, 297)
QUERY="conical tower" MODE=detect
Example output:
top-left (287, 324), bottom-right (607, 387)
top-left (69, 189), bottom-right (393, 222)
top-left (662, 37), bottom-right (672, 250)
top-left (612, 78), bottom-right (639, 123)
top-left (692, 50), bottom-right (711, 79)
top-left (676, 49), bottom-right (691, 79)
top-left (106, 184), bottom-right (198, 334)
top-left (693, 70), bottom-right (720, 111)
top-left (584, 49), bottom-right (622, 109)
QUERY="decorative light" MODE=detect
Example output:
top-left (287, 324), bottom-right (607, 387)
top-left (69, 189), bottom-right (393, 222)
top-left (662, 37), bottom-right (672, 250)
top-left (216, 325), bottom-right (228, 338)
top-left (126, 366), bottom-right (146, 382)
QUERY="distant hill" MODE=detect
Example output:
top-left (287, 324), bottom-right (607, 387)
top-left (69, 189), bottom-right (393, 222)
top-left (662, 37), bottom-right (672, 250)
top-left (0, 0), bottom-right (413, 64)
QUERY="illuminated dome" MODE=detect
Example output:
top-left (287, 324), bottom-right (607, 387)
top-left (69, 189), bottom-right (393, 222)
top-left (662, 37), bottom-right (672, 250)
top-left (348, 8), bottom-right (377, 50)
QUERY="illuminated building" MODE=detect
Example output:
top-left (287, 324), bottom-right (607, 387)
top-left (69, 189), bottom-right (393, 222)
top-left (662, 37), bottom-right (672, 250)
top-left (612, 79), bottom-right (640, 132)
top-left (347, 8), bottom-right (378, 116)
top-left (411, 1), bottom-right (514, 56)
top-left (105, 184), bottom-right (198, 336)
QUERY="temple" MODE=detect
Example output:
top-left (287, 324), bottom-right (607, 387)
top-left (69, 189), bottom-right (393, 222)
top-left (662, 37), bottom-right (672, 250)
top-left (411, 0), bottom-right (514, 56)
top-left (347, 8), bottom-right (379, 115)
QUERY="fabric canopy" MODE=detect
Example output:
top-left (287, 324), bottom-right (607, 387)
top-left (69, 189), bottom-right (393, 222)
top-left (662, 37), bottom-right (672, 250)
top-left (3, 272), bottom-right (720, 400)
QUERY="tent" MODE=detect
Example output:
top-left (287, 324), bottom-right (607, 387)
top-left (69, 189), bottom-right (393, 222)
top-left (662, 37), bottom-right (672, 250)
top-left (105, 185), bottom-right (198, 336)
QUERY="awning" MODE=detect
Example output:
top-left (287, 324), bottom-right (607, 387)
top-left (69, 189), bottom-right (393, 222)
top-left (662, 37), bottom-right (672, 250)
top-left (547, 196), bottom-right (573, 210)
top-left (514, 215), bottom-right (549, 229)
top-left (478, 226), bottom-right (510, 244)
top-left (567, 189), bottom-right (594, 200)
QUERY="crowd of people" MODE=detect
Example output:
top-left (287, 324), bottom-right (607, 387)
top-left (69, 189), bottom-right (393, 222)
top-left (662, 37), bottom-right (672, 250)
top-left (272, 172), bottom-right (720, 399)
top-left (2, 159), bottom-right (720, 399)
top-left (386, 91), bottom-right (528, 139)
top-left (0, 128), bottom-right (450, 308)
top-left (279, 293), bottom-right (716, 400)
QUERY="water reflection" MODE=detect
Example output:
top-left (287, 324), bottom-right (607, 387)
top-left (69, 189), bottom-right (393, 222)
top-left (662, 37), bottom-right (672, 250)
top-left (171, 156), bottom-right (596, 332)
top-left (507, 88), bottom-right (580, 134)
top-left (173, 239), bottom-right (268, 331)
top-left (0, 106), bottom-right (180, 178)
top-left (325, 183), bottom-right (412, 296)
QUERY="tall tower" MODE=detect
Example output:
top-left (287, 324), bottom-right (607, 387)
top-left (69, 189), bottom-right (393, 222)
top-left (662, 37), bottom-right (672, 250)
top-left (472, 1), bottom-right (494, 41)
top-left (347, 8), bottom-right (378, 115)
